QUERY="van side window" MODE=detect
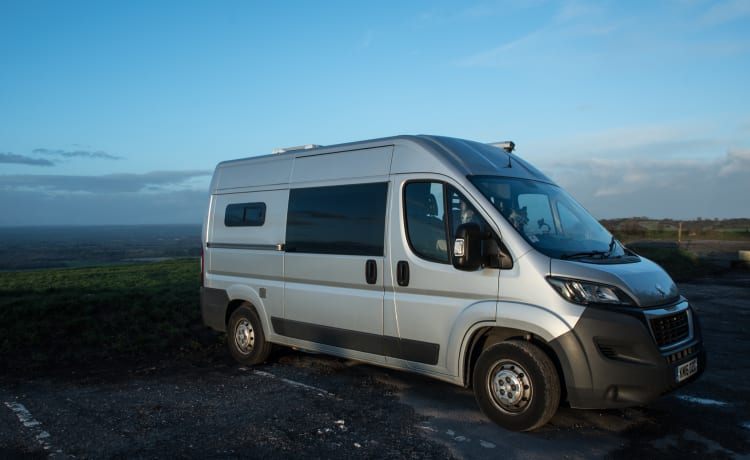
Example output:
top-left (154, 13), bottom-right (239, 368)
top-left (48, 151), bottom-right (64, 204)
top-left (404, 182), bottom-right (449, 263)
top-left (225, 202), bottom-right (266, 227)
top-left (286, 182), bottom-right (388, 256)
top-left (446, 185), bottom-right (488, 235)
top-left (405, 182), bottom-right (495, 264)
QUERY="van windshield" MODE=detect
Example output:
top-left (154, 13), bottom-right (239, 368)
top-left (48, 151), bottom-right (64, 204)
top-left (470, 176), bottom-right (627, 261)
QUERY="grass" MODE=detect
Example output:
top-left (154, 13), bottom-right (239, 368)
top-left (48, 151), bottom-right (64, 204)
top-left (603, 219), bottom-right (750, 244)
top-left (0, 248), bottom-right (725, 372)
top-left (0, 258), bottom-right (210, 371)
top-left (629, 247), bottom-right (719, 281)
top-left (613, 230), bottom-right (750, 244)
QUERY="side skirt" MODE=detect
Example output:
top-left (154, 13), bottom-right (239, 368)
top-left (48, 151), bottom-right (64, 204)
top-left (271, 317), bottom-right (440, 365)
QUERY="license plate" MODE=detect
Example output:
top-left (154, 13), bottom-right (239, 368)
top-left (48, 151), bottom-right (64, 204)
top-left (676, 358), bottom-right (698, 383)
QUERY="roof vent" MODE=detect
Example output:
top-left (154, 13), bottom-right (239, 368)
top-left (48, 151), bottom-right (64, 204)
top-left (272, 144), bottom-right (322, 154)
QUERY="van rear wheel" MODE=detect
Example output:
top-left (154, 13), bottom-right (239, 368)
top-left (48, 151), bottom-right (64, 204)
top-left (227, 305), bottom-right (272, 365)
top-left (473, 340), bottom-right (560, 431)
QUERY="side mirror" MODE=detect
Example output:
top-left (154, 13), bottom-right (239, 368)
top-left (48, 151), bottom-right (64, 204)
top-left (453, 223), bottom-right (482, 271)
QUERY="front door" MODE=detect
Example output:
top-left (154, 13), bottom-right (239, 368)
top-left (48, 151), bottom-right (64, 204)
top-left (385, 176), bottom-right (500, 376)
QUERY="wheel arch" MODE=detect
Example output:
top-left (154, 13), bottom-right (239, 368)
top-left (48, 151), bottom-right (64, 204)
top-left (463, 326), bottom-right (570, 405)
top-left (472, 338), bottom-right (562, 431)
top-left (460, 301), bottom-right (587, 397)
top-left (225, 298), bottom-right (253, 328)
top-left (224, 284), bottom-right (271, 334)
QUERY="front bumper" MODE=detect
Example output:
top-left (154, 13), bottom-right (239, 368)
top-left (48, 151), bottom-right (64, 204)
top-left (550, 299), bottom-right (706, 409)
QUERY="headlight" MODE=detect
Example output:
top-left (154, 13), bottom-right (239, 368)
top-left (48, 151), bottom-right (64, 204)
top-left (547, 277), bottom-right (635, 306)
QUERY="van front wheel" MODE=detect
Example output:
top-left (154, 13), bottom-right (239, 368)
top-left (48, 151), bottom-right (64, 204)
top-left (473, 340), bottom-right (560, 431)
top-left (227, 305), bottom-right (272, 365)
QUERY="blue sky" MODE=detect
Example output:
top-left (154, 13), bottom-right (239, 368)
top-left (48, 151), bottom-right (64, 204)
top-left (1, 0), bottom-right (748, 225)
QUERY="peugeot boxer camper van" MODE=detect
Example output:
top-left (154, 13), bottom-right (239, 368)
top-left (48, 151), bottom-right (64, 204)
top-left (201, 135), bottom-right (704, 431)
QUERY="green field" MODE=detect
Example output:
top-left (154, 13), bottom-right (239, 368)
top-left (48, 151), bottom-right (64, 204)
top-left (627, 246), bottom-right (716, 280)
top-left (0, 258), bottom-right (209, 371)
top-left (2, 249), bottom-right (725, 374)
top-left (602, 217), bottom-right (750, 243)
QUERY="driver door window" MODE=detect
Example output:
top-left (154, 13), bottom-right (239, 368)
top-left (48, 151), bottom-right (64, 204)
top-left (404, 182), bottom-right (491, 264)
top-left (404, 182), bottom-right (449, 263)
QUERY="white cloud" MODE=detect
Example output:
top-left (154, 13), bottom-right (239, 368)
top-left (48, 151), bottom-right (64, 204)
top-left (700, 0), bottom-right (750, 26)
top-left (541, 148), bottom-right (750, 219)
top-left (555, 0), bottom-right (598, 23)
top-left (456, 0), bottom-right (617, 67)
top-left (0, 170), bottom-right (213, 226)
top-left (528, 122), bottom-right (727, 161)
top-left (718, 148), bottom-right (750, 176)
top-left (0, 188), bottom-right (208, 226)
top-left (0, 170), bottom-right (212, 194)
top-left (33, 148), bottom-right (123, 160)
top-left (457, 29), bottom-right (543, 67)
top-left (0, 153), bottom-right (55, 167)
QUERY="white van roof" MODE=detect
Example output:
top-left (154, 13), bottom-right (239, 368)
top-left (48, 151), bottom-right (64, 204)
top-left (210, 135), bottom-right (554, 193)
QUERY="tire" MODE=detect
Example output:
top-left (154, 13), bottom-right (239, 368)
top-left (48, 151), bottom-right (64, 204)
top-left (473, 340), bottom-right (560, 431)
top-left (227, 305), bottom-right (272, 365)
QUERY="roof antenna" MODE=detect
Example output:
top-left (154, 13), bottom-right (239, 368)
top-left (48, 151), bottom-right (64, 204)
top-left (490, 141), bottom-right (515, 168)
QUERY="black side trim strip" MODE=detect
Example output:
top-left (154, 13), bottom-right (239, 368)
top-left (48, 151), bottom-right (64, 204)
top-left (207, 242), bottom-right (285, 251)
top-left (271, 317), bottom-right (439, 365)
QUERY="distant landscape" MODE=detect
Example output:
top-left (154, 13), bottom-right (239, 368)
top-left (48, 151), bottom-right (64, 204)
top-left (0, 219), bottom-right (748, 271)
top-left (0, 224), bottom-right (202, 271)
top-left (1, 219), bottom-right (747, 370)
top-left (601, 217), bottom-right (750, 243)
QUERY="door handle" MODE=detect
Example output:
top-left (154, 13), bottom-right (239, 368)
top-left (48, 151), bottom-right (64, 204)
top-left (365, 259), bottom-right (377, 285)
top-left (397, 261), bottom-right (410, 287)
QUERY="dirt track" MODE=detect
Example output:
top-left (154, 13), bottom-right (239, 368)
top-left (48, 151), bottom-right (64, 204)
top-left (1, 271), bottom-right (748, 459)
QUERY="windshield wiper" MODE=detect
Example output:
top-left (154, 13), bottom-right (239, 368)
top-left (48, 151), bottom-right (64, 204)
top-left (561, 250), bottom-right (610, 260)
top-left (606, 235), bottom-right (616, 257)
top-left (562, 236), bottom-right (619, 260)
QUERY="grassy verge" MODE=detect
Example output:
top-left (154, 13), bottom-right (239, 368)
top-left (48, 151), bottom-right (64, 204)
top-left (629, 247), bottom-right (721, 281)
top-left (0, 249), bottom-right (725, 372)
top-left (0, 258), bottom-right (215, 371)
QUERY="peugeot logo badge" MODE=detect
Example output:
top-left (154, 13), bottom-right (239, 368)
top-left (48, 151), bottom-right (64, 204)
top-left (655, 284), bottom-right (666, 297)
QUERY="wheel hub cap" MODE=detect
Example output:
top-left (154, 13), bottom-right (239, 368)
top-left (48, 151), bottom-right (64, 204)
top-left (490, 361), bottom-right (532, 412)
top-left (235, 319), bottom-right (255, 353)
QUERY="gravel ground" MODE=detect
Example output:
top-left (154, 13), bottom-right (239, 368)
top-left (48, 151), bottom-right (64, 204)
top-left (1, 270), bottom-right (748, 459)
top-left (0, 350), bottom-right (454, 459)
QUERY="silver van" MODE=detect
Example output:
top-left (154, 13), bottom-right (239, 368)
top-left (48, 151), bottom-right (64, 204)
top-left (201, 135), bottom-right (704, 431)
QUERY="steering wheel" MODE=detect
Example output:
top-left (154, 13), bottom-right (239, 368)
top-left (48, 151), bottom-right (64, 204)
top-left (538, 218), bottom-right (551, 234)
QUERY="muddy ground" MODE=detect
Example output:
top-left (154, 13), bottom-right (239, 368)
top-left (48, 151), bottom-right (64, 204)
top-left (1, 270), bottom-right (748, 459)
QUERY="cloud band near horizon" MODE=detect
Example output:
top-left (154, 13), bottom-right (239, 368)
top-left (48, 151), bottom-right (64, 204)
top-left (32, 148), bottom-right (123, 160)
top-left (0, 153), bottom-right (55, 167)
top-left (0, 148), bottom-right (123, 168)
top-left (0, 169), bottom-right (213, 226)
top-left (0, 170), bottom-right (212, 194)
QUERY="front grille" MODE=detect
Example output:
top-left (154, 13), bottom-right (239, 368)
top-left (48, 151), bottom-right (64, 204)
top-left (650, 311), bottom-right (690, 348)
top-left (665, 345), bottom-right (698, 363)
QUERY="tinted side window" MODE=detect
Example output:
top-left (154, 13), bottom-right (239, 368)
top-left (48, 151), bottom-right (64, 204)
top-left (405, 182), bottom-right (495, 265)
top-left (404, 182), bottom-right (449, 263)
top-left (225, 202), bottom-right (266, 227)
top-left (286, 182), bottom-right (388, 256)
top-left (446, 185), bottom-right (488, 236)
